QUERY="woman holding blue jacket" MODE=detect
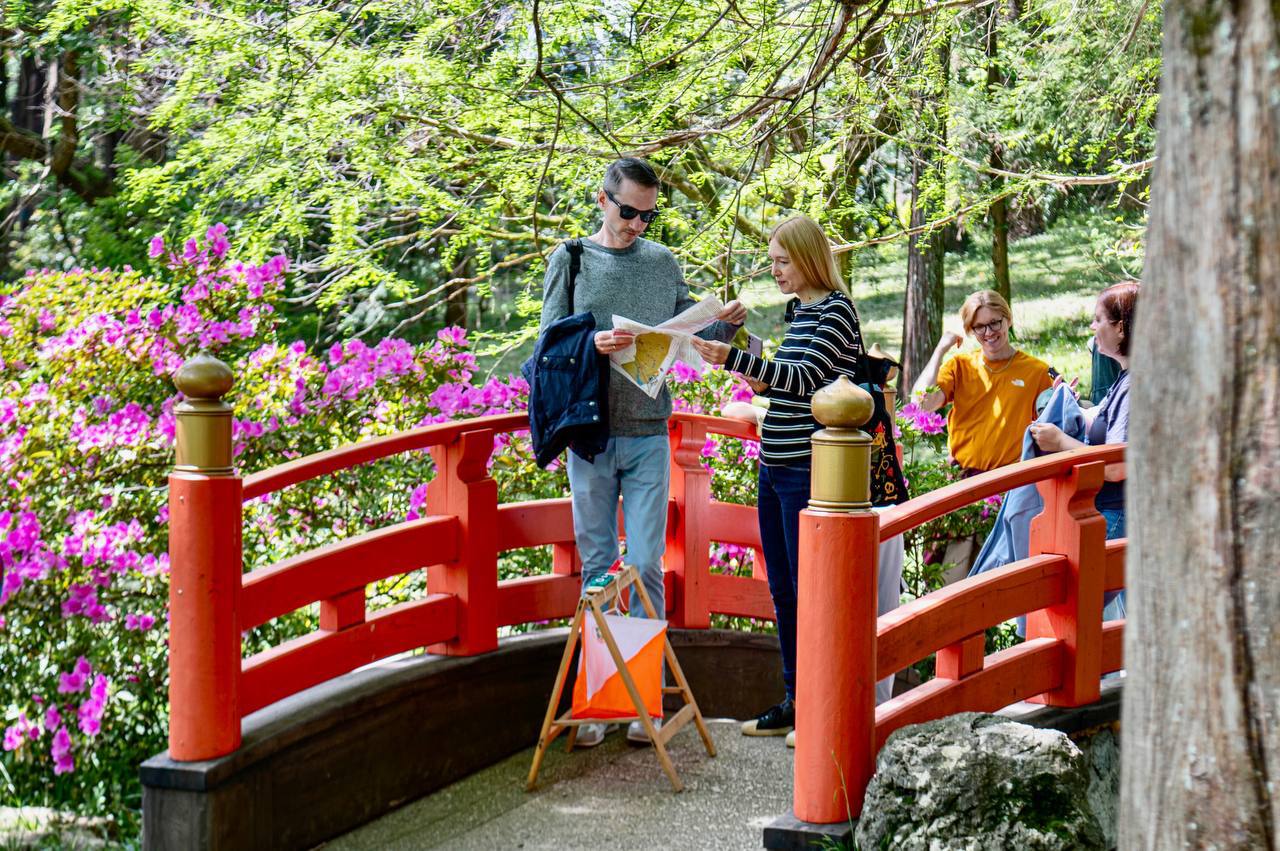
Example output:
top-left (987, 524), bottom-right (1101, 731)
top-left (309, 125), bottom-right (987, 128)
top-left (1029, 281), bottom-right (1138, 620)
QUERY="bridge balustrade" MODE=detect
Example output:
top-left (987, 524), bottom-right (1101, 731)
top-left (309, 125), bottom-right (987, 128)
top-left (166, 358), bottom-right (1124, 829)
top-left (167, 358), bottom-right (772, 760)
top-left (791, 442), bottom-right (1125, 824)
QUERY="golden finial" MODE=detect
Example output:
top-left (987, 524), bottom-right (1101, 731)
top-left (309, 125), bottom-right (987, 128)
top-left (172, 353), bottom-right (235, 475)
top-left (812, 375), bottom-right (875, 429)
top-left (809, 376), bottom-right (874, 511)
top-left (173, 352), bottom-right (235, 400)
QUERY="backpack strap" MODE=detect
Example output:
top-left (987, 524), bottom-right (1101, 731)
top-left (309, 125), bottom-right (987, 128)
top-left (566, 238), bottom-right (584, 312)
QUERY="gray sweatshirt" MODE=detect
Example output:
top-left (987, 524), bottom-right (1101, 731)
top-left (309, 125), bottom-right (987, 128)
top-left (539, 237), bottom-right (738, 436)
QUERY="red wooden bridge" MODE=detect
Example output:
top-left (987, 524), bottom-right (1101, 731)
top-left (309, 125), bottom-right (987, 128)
top-left (163, 360), bottom-right (1125, 840)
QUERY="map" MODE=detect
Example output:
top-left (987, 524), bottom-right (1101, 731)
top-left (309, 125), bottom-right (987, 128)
top-left (609, 296), bottom-right (725, 398)
top-left (620, 333), bottom-right (674, 386)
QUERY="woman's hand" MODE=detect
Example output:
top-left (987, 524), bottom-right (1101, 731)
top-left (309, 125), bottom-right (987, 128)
top-left (721, 401), bottom-right (764, 425)
top-left (690, 337), bottom-right (731, 365)
top-left (746, 377), bottom-right (769, 394)
top-left (594, 329), bottom-right (635, 354)
top-left (1052, 373), bottom-right (1081, 399)
top-left (937, 330), bottom-right (962, 352)
top-left (1028, 422), bottom-right (1067, 452)
top-left (717, 299), bottom-right (748, 325)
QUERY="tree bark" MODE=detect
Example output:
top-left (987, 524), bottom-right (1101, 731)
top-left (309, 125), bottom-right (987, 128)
top-left (984, 4), bottom-right (1012, 304)
top-left (444, 250), bottom-right (472, 329)
top-left (12, 53), bottom-right (46, 135)
top-left (1121, 0), bottom-right (1280, 842)
top-left (899, 33), bottom-right (948, 395)
top-left (0, 47), bottom-right (113, 203)
top-left (900, 153), bottom-right (945, 395)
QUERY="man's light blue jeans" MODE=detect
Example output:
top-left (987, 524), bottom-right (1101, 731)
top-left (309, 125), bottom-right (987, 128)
top-left (566, 435), bottom-right (670, 619)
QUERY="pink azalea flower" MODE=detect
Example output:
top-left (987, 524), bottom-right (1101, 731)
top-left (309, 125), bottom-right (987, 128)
top-left (51, 727), bottom-right (74, 774)
top-left (206, 223), bottom-right (230, 258)
top-left (437, 327), bottom-right (467, 346)
top-left (57, 657), bottom-right (92, 693)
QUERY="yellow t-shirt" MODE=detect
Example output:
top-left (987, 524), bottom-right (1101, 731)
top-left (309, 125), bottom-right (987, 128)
top-left (936, 349), bottom-right (1053, 472)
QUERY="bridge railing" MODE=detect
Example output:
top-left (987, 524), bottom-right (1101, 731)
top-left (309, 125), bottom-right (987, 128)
top-left (166, 358), bottom-right (1126, 825)
top-left (165, 358), bottom-right (770, 760)
top-left (791, 379), bottom-right (1126, 824)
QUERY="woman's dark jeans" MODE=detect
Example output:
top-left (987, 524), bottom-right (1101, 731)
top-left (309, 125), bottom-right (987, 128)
top-left (757, 462), bottom-right (811, 701)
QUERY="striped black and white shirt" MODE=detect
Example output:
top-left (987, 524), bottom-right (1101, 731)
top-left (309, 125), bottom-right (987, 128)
top-left (724, 291), bottom-right (864, 466)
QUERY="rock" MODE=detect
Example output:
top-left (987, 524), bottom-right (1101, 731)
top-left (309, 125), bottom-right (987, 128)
top-left (855, 712), bottom-right (1106, 851)
top-left (1076, 726), bottom-right (1120, 849)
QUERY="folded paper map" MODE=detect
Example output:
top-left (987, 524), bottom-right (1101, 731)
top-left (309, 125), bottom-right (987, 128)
top-left (620, 333), bottom-right (674, 387)
top-left (610, 297), bottom-right (724, 398)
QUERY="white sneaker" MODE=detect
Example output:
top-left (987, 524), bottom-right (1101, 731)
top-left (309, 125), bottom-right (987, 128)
top-left (627, 717), bottom-right (662, 744)
top-left (575, 722), bottom-right (612, 748)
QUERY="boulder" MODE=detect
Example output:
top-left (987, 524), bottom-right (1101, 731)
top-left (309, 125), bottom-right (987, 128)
top-left (855, 712), bottom-right (1106, 850)
top-left (1078, 726), bottom-right (1120, 849)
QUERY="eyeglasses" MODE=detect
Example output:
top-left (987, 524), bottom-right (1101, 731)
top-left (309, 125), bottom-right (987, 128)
top-left (971, 318), bottom-right (1005, 336)
top-left (604, 189), bottom-right (660, 224)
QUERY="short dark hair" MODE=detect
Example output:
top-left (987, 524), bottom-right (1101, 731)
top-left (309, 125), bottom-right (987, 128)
top-left (603, 157), bottom-right (659, 194)
top-left (1098, 281), bottom-right (1140, 357)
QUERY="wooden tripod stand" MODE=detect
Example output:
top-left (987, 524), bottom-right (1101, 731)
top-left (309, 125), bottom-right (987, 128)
top-left (525, 565), bottom-right (716, 792)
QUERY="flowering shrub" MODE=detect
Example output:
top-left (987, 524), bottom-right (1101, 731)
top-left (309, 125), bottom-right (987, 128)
top-left (0, 228), bottom-right (532, 826)
top-left (896, 395), bottom-right (1016, 678)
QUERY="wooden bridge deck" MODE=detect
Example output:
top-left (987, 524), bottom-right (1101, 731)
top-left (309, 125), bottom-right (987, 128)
top-left (323, 719), bottom-right (792, 851)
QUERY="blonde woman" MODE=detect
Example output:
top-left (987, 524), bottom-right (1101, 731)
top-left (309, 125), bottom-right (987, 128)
top-left (693, 215), bottom-right (906, 740)
top-left (912, 290), bottom-right (1053, 474)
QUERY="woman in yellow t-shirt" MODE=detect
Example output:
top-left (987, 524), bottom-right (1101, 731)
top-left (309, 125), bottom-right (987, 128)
top-left (911, 290), bottom-right (1052, 474)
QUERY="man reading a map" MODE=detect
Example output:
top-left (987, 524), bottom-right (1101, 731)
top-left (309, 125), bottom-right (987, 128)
top-left (538, 157), bottom-right (745, 746)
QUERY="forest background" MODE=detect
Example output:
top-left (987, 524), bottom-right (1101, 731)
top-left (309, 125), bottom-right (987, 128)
top-left (1, 0), bottom-right (1159, 842)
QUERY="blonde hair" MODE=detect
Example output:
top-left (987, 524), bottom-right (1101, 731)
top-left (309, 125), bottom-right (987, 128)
top-left (959, 290), bottom-right (1013, 334)
top-left (769, 215), bottom-right (850, 297)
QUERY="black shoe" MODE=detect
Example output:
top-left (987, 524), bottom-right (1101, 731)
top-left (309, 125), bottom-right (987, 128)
top-left (740, 699), bottom-right (794, 736)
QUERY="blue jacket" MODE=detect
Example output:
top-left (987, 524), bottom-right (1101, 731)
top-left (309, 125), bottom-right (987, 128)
top-left (522, 311), bottom-right (609, 468)
top-left (968, 385), bottom-right (1086, 634)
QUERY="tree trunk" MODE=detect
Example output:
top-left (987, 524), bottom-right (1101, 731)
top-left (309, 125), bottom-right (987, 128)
top-left (12, 53), bottom-right (46, 135)
top-left (1, 42), bottom-right (10, 278)
top-left (444, 250), bottom-right (472, 329)
top-left (899, 33), bottom-right (948, 395)
top-left (985, 5), bottom-right (1012, 304)
top-left (1121, 0), bottom-right (1280, 842)
top-left (900, 154), bottom-right (945, 395)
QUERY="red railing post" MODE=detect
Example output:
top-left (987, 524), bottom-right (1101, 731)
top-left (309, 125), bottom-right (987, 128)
top-left (667, 416), bottom-right (711, 628)
top-left (794, 377), bottom-right (879, 823)
top-left (168, 353), bottom-right (242, 760)
top-left (1026, 459), bottom-right (1107, 706)
top-left (936, 634), bottom-right (986, 680)
top-left (426, 427), bottom-right (499, 655)
top-left (795, 509), bottom-right (879, 822)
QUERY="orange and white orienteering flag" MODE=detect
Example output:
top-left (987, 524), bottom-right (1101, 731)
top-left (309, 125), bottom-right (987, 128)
top-left (570, 613), bottom-right (666, 720)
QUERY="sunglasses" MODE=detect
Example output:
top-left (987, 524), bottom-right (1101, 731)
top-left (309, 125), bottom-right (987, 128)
top-left (604, 189), bottom-right (660, 224)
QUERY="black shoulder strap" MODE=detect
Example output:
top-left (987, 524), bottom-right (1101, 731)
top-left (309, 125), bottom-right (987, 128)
top-left (566, 238), bottom-right (583, 311)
